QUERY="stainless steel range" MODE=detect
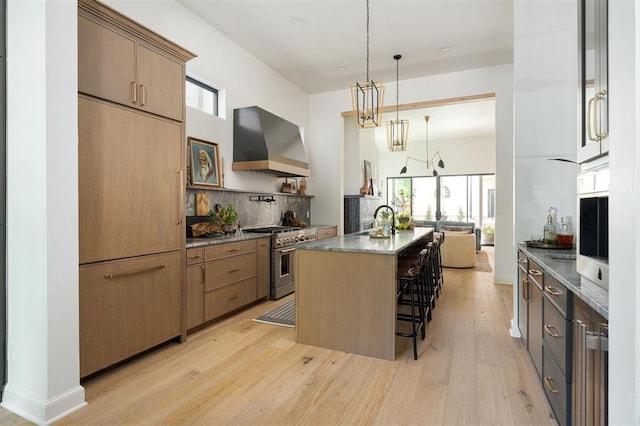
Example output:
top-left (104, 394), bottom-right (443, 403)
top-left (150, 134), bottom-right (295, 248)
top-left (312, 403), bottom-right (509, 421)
top-left (244, 226), bottom-right (317, 299)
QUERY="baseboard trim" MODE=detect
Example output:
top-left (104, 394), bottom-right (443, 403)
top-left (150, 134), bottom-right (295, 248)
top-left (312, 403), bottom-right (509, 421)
top-left (493, 274), bottom-right (512, 285)
top-left (510, 318), bottom-right (522, 338)
top-left (1, 384), bottom-right (86, 425)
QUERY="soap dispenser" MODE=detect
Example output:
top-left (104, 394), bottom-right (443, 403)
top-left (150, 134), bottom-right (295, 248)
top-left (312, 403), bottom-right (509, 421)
top-left (543, 214), bottom-right (557, 245)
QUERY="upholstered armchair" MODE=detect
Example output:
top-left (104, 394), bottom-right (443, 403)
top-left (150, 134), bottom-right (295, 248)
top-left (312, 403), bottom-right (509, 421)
top-left (440, 231), bottom-right (476, 268)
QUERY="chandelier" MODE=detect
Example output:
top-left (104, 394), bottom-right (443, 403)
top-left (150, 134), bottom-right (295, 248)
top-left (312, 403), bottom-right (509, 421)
top-left (350, 0), bottom-right (384, 128)
top-left (400, 115), bottom-right (445, 176)
top-left (386, 54), bottom-right (409, 151)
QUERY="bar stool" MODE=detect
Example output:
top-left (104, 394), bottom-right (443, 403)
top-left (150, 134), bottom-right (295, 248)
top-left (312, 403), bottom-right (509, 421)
top-left (424, 242), bottom-right (437, 313)
top-left (396, 248), bottom-right (428, 360)
top-left (431, 234), bottom-right (444, 298)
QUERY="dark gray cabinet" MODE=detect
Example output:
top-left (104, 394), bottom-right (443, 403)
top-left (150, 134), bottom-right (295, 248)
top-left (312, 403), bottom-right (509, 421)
top-left (517, 250), bottom-right (529, 347)
top-left (528, 260), bottom-right (544, 378)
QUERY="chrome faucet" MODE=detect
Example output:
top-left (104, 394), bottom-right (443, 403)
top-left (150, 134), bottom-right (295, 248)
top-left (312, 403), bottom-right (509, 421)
top-left (373, 205), bottom-right (396, 235)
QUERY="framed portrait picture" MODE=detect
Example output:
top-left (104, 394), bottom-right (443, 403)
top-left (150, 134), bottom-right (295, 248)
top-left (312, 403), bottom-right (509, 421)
top-left (188, 137), bottom-right (221, 187)
top-left (363, 160), bottom-right (372, 194)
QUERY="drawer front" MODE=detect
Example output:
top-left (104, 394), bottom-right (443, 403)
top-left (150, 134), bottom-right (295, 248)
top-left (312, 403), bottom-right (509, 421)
top-left (317, 227), bottom-right (337, 240)
top-left (79, 251), bottom-right (182, 377)
top-left (205, 240), bottom-right (257, 261)
top-left (205, 252), bottom-right (257, 291)
top-left (186, 248), bottom-right (205, 266)
top-left (205, 278), bottom-right (257, 321)
top-left (543, 274), bottom-right (570, 318)
top-left (543, 344), bottom-right (570, 426)
top-left (543, 299), bottom-right (571, 379)
top-left (528, 259), bottom-right (544, 289)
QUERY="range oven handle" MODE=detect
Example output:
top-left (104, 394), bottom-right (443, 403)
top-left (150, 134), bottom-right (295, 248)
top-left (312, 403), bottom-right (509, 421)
top-left (278, 248), bottom-right (296, 254)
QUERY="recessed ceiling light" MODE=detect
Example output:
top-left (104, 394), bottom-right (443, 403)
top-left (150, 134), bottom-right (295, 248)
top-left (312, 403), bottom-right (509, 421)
top-left (439, 46), bottom-right (452, 53)
top-left (336, 65), bottom-right (346, 71)
top-left (291, 17), bottom-right (306, 25)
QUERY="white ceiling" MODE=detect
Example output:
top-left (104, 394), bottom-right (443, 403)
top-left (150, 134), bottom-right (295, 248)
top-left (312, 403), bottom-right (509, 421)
top-left (177, 0), bottom-right (509, 140)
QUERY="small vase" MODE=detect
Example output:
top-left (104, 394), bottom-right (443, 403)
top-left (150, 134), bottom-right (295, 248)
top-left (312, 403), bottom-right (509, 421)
top-left (222, 224), bottom-right (233, 234)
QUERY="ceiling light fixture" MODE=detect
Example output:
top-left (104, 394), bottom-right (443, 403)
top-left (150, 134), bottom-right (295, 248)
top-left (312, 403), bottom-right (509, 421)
top-left (386, 54), bottom-right (409, 152)
top-left (350, 0), bottom-right (384, 128)
top-left (400, 115), bottom-right (446, 176)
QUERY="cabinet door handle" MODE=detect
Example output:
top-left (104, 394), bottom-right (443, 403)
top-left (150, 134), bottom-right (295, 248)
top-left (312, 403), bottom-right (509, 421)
top-left (544, 324), bottom-right (561, 338)
top-left (227, 248), bottom-right (240, 253)
top-left (594, 89), bottom-right (608, 140)
top-left (140, 84), bottom-right (146, 106)
top-left (189, 254), bottom-right (202, 260)
top-left (104, 264), bottom-right (165, 279)
top-left (227, 268), bottom-right (240, 273)
top-left (528, 269), bottom-right (542, 276)
top-left (228, 295), bottom-right (239, 301)
top-left (130, 81), bottom-right (138, 104)
top-left (177, 169), bottom-right (183, 225)
top-left (587, 95), bottom-right (598, 141)
top-left (543, 376), bottom-right (559, 394)
top-left (544, 285), bottom-right (562, 296)
top-left (574, 320), bottom-right (587, 425)
top-left (522, 278), bottom-right (530, 302)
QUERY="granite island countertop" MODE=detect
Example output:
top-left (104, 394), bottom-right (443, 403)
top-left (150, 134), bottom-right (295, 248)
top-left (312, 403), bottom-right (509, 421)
top-left (186, 233), bottom-right (269, 249)
top-left (518, 244), bottom-right (608, 319)
top-left (297, 227), bottom-right (434, 255)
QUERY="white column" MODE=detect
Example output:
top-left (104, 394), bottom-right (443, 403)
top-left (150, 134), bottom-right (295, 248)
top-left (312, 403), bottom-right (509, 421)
top-left (2, 0), bottom-right (85, 423)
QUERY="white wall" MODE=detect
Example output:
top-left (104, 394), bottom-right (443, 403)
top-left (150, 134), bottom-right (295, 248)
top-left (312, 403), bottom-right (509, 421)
top-left (608, 0), bottom-right (639, 422)
top-left (512, 0), bottom-right (580, 336)
top-left (3, 0), bottom-right (86, 423)
top-left (103, 0), bottom-right (310, 196)
top-left (310, 64), bottom-right (513, 283)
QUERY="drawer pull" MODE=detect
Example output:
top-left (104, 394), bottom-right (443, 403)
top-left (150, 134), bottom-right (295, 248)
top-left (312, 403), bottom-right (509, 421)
top-left (544, 324), bottom-right (561, 338)
top-left (517, 258), bottom-right (527, 264)
top-left (131, 81), bottom-right (137, 104)
top-left (104, 264), bottom-right (165, 279)
top-left (544, 376), bottom-right (560, 394)
top-left (545, 286), bottom-right (562, 296)
top-left (227, 248), bottom-right (241, 252)
top-left (227, 268), bottom-right (240, 273)
top-left (528, 269), bottom-right (542, 276)
top-left (228, 295), bottom-right (239, 301)
top-left (189, 255), bottom-right (202, 260)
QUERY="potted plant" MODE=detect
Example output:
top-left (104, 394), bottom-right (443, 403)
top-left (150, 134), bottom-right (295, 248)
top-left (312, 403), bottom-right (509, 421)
top-left (210, 203), bottom-right (239, 233)
top-left (482, 225), bottom-right (495, 244)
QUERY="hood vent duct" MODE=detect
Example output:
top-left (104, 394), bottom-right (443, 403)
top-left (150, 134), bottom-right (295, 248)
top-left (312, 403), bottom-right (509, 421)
top-left (232, 106), bottom-right (310, 177)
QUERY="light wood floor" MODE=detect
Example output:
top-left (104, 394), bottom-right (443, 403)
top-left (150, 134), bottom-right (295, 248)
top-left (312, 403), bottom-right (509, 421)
top-left (2, 247), bottom-right (557, 425)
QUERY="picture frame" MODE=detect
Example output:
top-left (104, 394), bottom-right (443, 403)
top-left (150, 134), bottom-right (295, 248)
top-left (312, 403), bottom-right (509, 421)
top-left (363, 160), bottom-right (372, 195)
top-left (188, 137), bottom-right (222, 187)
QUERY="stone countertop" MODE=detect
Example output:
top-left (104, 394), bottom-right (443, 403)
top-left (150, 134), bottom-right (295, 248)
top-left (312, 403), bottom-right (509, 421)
top-left (518, 244), bottom-right (608, 319)
top-left (186, 233), bottom-right (269, 249)
top-left (297, 227), bottom-right (434, 255)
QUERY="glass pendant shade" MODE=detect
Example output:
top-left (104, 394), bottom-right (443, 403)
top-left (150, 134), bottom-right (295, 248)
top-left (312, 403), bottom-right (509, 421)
top-left (386, 119), bottom-right (409, 151)
top-left (351, 80), bottom-right (385, 128)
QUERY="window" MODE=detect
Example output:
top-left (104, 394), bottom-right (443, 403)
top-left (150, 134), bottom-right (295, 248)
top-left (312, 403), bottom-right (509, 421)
top-left (186, 76), bottom-right (218, 116)
top-left (387, 174), bottom-right (495, 230)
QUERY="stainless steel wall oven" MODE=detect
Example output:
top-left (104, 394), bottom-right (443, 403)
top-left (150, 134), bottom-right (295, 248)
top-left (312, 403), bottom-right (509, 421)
top-left (577, 166), bottom-right (609, 290)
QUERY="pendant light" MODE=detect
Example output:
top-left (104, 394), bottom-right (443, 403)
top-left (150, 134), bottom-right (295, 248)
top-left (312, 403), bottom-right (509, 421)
top-left (400, 115), bottom-right (445, 176)
top-left (386, 54), bottom-right (409, 151)
top-left (351, 0), bottom-right (384, 128)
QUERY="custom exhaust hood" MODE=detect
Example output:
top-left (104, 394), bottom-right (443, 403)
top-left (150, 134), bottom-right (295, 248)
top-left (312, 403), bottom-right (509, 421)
top-left (232, 106), bottom-right (310, 177)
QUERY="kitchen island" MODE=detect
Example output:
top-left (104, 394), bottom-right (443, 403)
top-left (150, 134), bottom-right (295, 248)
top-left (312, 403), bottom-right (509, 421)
top-left (295, 227), bottom-right (434, 360)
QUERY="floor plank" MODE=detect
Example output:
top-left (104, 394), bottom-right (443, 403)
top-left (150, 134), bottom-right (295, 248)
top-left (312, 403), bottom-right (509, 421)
top-left (2, 246), bottom-right (557, 425)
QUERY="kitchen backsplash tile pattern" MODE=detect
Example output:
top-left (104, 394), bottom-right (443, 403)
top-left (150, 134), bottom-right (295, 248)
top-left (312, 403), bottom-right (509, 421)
top-left (186, 188), bottom-right (311, 228)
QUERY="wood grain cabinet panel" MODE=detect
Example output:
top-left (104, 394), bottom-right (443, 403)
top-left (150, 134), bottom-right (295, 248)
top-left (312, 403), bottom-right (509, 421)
top-left (317, 226), bottom-right (337, 240)
top-left (204, 278), bottom-right (257, 322)
top-left (186, 263), bottom-right (205, 330)
top-left (205, 240), bottom-right (257, 261)
top-left (78, 0), bottom-right (192, 121)
top-left (79, 251), bottom-right (182, 377)
top-left (78, 97), bottom-right (183, 264)
top-left (257, 238), bottom-right (270, 299)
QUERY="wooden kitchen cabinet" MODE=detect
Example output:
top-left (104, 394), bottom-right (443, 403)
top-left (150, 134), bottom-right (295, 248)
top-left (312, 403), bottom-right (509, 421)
top-left (78, 96), bottom-right (183, 264)
top-left (257, 238), bottom-right (270, 299)
top-left (186, 239), bottom-right (268, 330)
top-left (79, 251), bottom-right (182, 378)
top-left (186, 248), bottom-right (205, 330)
top-left (78, 0), bottom-right (194, 378)
top-left (78, 1), bottom-right (188, 121)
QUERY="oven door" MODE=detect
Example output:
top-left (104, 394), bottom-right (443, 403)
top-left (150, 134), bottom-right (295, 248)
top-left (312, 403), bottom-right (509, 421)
top-left (272, 246), bottom-right (295, 299)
